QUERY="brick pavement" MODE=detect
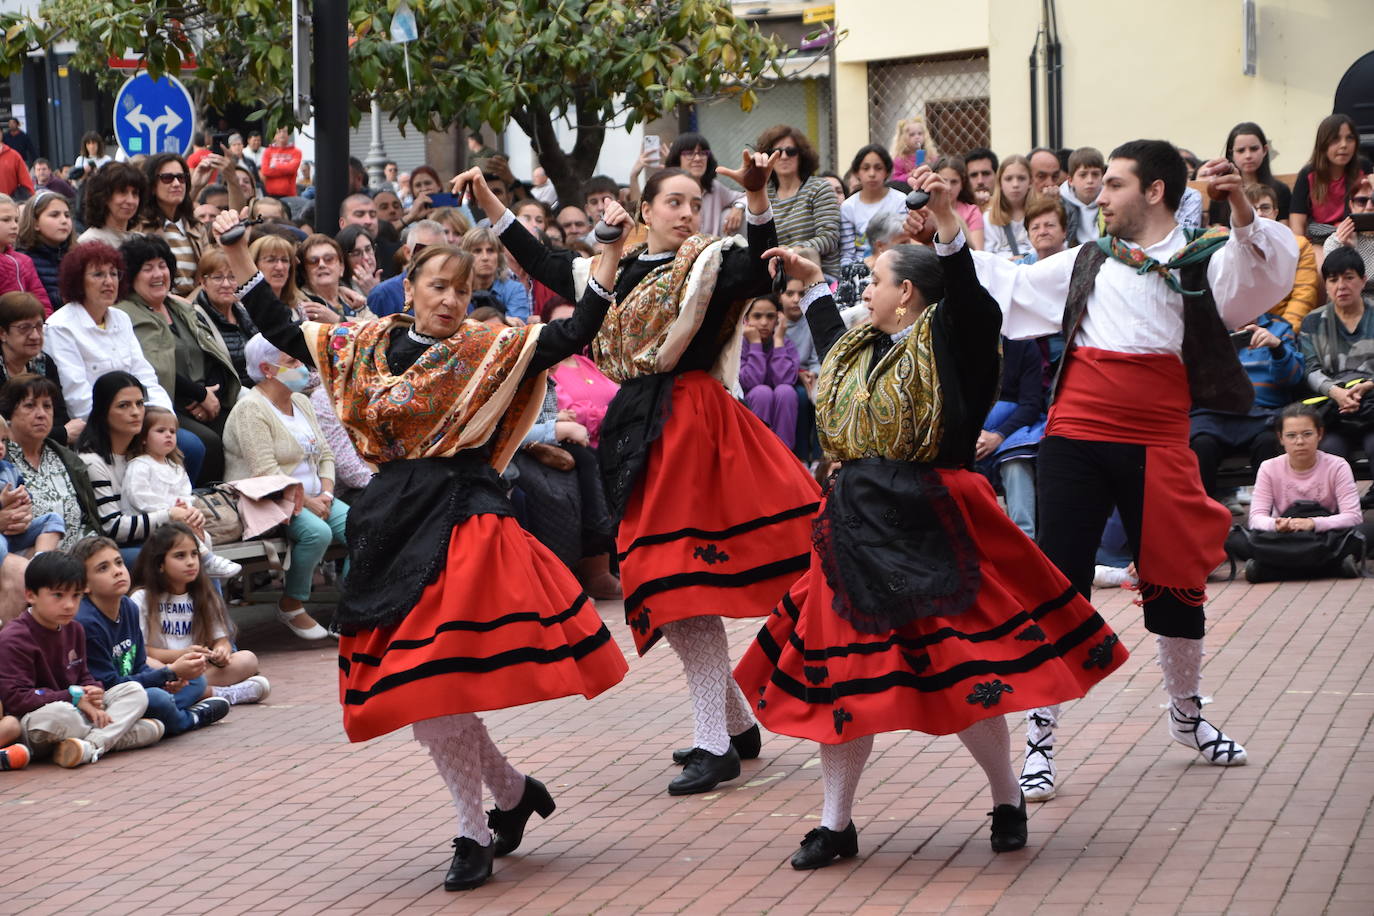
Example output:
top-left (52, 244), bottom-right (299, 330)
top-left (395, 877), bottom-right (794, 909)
top-left (2, 574), bottom-right (1371, 915)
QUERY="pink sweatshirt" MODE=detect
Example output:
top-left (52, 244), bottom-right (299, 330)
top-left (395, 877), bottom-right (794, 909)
top-left (0, 244), bottom-right (53, 314)
top-left (1248, 451), bottom-right (1363, 532)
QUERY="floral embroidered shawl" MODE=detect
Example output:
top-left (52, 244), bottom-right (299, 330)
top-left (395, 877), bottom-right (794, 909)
top-left (814, 305), bottom-right (945, 462)
top-left (305, 315), bottom-right (545, 471)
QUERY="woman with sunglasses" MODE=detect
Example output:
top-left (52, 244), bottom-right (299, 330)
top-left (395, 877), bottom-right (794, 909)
top-left (457, 149), bottom-right (822, 798)
top-left (137, 153), bottom-right (207, 297)
top-left (756, 125), bottom-right (842, 276)
top-left (297, 234), bottom-right (373, 324)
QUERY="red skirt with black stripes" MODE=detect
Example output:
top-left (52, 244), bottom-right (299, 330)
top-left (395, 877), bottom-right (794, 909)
top-left (618, 371), bottom-right (821, 655)
top-left (734, 468), bottom-right (1127, 743)
top-left (337, 514), bottom-right (629, 742)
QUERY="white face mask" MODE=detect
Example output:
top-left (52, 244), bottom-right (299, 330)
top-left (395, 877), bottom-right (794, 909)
top-left (273, 364), bottom-right (311, 392)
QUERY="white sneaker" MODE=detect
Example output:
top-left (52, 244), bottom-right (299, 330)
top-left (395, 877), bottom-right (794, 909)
top-left (214, 675), bottom-right (271, 706)
top-left (53, 737), bottom-right (100, 768)
top-left (1167, 698), bottom-right (1248, 766)
top-left (1093, 565), bottom-right (1132, 588)
top-left (110, 717), bottom-right (166, 752)
top-left (1236, 486), bottom-right (1253, 505)
top-left (202, 551), bottom-right (243, 579)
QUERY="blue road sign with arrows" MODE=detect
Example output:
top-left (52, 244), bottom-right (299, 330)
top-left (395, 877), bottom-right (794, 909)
top-left (113, 73), bottom-right (195, 157)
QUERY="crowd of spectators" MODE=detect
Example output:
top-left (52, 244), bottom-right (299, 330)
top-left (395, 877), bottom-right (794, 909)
top-left (0, 105), bottom-right (1371, 771)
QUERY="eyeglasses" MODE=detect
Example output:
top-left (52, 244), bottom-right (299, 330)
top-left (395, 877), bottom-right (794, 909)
top-left (1353, 195), bottom-right (1373, 208)
top-left (305, 253), bottom-right (339, 266)
top-left (1282, 430), bottom-right (1318, 441)
top-left (767, 147), bottom-right (801, 158)
top-left (348, 245), bottom-right (374, 257)
top-left (206, 273), bottom-right (238, 285)
top-left (156, 172), bottom-right (187, 185)
top-left (679, 149), bottom-right (710, 160)
top-left (7, 321), bottom-right (42, 336)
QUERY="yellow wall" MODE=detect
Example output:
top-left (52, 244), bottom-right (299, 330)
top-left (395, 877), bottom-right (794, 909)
top-left (836, 0), bottom-right (1373, 170)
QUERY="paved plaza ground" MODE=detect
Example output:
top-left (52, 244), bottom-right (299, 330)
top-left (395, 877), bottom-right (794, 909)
top-left (3, 572), bottom-right (1372, 914)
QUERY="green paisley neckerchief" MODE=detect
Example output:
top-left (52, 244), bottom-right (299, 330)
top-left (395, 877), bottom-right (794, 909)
top-left (814, 304), bottom-right (943, 462)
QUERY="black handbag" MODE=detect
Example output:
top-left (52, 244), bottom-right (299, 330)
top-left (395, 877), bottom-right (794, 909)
top-left (1225, 500), bottom-right (1366, 577)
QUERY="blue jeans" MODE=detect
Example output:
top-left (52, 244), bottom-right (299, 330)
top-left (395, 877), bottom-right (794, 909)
top-left (1001, 458), bottom-right (1036, 540)
top-left (142, 675), bottom-right (207, 736)
top-left (285, 498), bottom-right (349, 601)
top-left (176, 428), bottom-right (205, 485)
top-left (0, 511), bottom-right (64, 563)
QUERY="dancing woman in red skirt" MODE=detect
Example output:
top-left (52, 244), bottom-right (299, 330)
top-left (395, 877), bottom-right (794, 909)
top-left (213, 207), bottom-right (632, 892)
top-left (734, 169), bottom-right (1128, 869)
top-left (457, 151), bottom-right (821, 796)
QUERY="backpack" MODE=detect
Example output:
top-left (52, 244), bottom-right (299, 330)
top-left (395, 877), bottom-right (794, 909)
top-left (192, 484), bottom-right (244, 545)
top-left (1224, 500), bottom-right (1366, 579)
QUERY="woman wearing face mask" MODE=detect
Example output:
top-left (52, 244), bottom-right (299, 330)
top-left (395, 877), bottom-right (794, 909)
top-left (212, 205), bottom-right (630, 893)
top-left (458, 149), bottom-right (822, 798)
top-left (223, 334), bottom-right (344, 638)
top-left (735, 167), bottom-right (1126, 870)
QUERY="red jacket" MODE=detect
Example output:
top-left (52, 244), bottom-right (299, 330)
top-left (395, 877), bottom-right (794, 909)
top-left (0, 245), bottom-right (53, 314)
top-left (260, 144), bottom-right (303, 198)
top-left (0, 144), bottom-right (34, 197)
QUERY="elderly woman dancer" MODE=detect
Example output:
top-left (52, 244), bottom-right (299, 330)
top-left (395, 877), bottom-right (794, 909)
top-left (457, 150), bottom-right (822, 796)
top-left (735, 169), bottom-right (1128, 869)
top-left (213, 208), bottom-right (630, 893)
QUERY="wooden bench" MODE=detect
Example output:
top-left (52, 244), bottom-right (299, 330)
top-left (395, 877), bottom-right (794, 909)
top-left (214, 535), bottom-right (348, 604)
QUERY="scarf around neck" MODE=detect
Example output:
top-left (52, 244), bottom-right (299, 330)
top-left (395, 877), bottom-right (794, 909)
top-left (1097, 225), bottom-right (1228, 296)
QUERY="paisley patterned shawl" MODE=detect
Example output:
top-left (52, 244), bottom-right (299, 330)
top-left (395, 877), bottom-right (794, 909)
top-left (305, 315), bottom-right (546, 472)
top-left (814, 303), bottom-right (944, 462)
top-left (585, 234), bottom-right (749, 389)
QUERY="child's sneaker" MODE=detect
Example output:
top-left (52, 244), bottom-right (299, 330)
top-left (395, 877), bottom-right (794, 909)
top-left (188, 696), bottom-right (231, 729)
top-left (53, 737), bottom-right (100, 768)
top-left (110, 718), bottom-right (165, 753)
top-left (0, 743), bottom-right (31, 770)
top-left (1093, 565), bottom-right (1135, 588)
top-left (213, 675), bottom-right (271, 706)
top-left (202, 552), bottom-right (242, 579)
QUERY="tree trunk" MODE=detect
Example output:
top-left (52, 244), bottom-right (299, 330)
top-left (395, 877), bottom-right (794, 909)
top-left (513, 95), bottom-right (606, 212)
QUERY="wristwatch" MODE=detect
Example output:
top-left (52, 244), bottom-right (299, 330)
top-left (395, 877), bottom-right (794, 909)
top-left (68, 685), bottom-right (85, 706)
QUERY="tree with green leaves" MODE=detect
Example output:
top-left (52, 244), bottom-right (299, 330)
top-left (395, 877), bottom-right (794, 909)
top-left (1, 0), bottom-right (787, 203)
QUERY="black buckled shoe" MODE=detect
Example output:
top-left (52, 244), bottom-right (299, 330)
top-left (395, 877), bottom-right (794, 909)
top-left (790, 822), bottom-right (859, 870)
top-left (444, 836), bottom-right (494, 891)
top-left (989, 794), bottom-right (1028, 852)
top-left (487, 776), bottom-right (556, 857)
top-left (667, 745), bottom-right (741, 795)
top-left (672, 725), bottom-right (762, 765)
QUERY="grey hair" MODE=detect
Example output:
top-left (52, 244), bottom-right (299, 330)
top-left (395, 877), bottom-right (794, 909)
top-left (403, 218), bottom-right (446, 247)
top-left (865, 212), bottom-right (905, 247)
top-left (882, 243), bottom-right (944, 307)
top-left (243, 333), bottom-right (287, 383)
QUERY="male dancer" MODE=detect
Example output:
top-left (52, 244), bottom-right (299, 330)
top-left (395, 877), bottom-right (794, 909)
top-left (958, 140), bottom-right (1298, 799)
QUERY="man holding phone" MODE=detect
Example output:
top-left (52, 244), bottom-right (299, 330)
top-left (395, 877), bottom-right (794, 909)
top-left (1325, 176), bottom-right (1374, 293)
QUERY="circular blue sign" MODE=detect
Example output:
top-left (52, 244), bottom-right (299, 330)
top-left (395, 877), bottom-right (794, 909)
top-left (113, 73), bottom-right (196, 157)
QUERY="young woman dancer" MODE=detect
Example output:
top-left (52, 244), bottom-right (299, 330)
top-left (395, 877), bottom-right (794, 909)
top-left (456, 151), bottom-right (822, 796)
top-left (735, 168), bottom-right (1128, 868)
top-left (213, 208), bottom-right (630, 893)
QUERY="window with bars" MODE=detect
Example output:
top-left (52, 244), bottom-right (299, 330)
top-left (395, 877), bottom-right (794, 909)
top-left (867, 52), bottom-right (991, 160)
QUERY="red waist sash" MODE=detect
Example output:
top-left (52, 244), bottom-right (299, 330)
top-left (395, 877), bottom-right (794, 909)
top-left (1047, 347), bottom-right (1229, 598)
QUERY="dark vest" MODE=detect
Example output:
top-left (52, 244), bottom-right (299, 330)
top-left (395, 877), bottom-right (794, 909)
top-left (1051, 243), bottom-right (1255, 414)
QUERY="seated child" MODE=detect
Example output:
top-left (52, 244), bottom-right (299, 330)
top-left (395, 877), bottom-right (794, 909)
top-left (0, 552), bottom-right (162, 767)
top-left (0, 414), bottom-right (64, 564)
top-left (740, 294), bottom-right (801, 448)
top-left (119, 407), bottom-right (241, 579)
top-left (130, 523), bottom-right (269, 705)
top-left (73, 536), bottom-right (231, 735)
top-left (1242, 404), bottom-right (1371, 582)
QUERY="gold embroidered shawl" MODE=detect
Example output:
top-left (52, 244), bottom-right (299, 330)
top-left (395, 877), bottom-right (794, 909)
top-left (304, 316), bottom-right (545, 471)
top-left (814, 306), bottom-right (944, 462)
top-left (582, 234), bottom-right (748, 389)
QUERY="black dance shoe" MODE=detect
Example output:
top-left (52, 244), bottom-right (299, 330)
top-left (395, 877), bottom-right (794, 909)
top-left (790, 823), bottom-right (859, 870)
top-left (667, 746), bottom-right (741, 795)
top-left (444, 836), bottom-right (494, 891)
top-left (487, 776), bottom-right (556, 857)
top-left (671, 725), bottom-right (762, 765)
top-left (989, 795), bottom-right (1028, 852)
